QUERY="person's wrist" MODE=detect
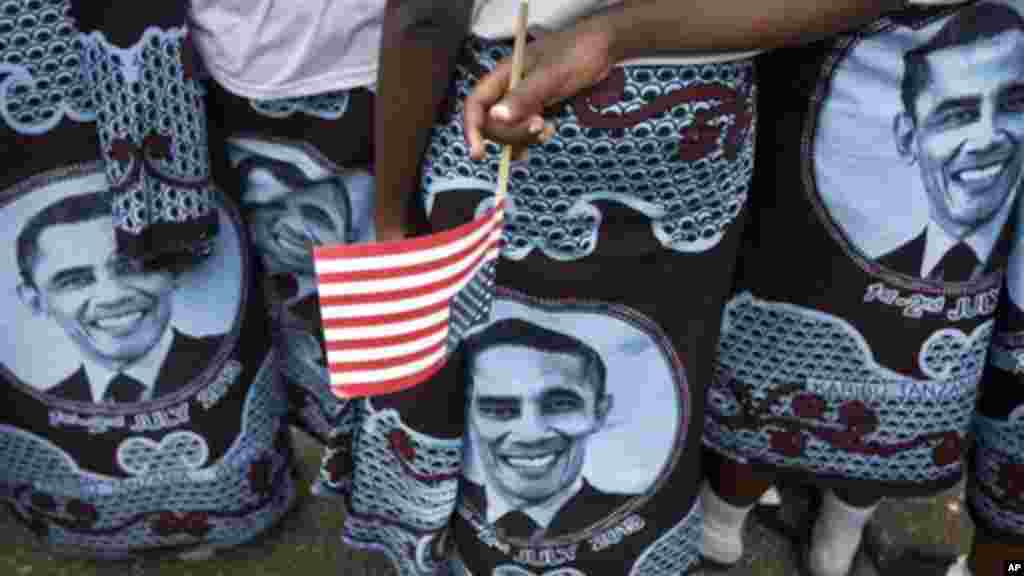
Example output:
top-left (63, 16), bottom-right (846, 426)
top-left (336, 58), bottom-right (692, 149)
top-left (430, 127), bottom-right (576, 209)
top-left (374, 201), bottom-right (409, 241)
top-left (375, 219), bottom-right (409, 242)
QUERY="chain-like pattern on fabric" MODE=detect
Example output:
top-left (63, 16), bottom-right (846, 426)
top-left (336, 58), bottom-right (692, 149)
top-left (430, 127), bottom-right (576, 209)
top-left (705, 292), bottom-right (987, 482)
top-left (0, 353), bottom-right (295, 556)
top-left (970, 413), bottom-right (1024, 536)
top-left (626, 501), bottom-right (701, 576)
top-left (970, 328), bottom-right (1024, 536)
top-left (343, 403), bottom-right (462, 576)
top-left (448, 258), bottom-right (497, 350)
top-left (420, 37), bottom-right (755, 261)
top-left (80, 24), bottom-right (216, 255)
top-left (249, 89), bottom-right (351, 120)
top-left (313, 399), bottom-right (360, 498)
top-left (0, 0), bottom-right (96, 135)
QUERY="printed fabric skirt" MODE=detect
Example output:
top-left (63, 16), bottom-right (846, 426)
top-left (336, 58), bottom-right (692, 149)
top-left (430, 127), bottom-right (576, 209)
top-left (969, 263), bottom-right (1024, 549)
top-left (704, 3), bottom-right (1017, 499)
top-left (0, 1), bottom-right (296, 558)
top-left (336, 35), bottom-right (758, 576)
top-left (204, 81), bottom-right (377, 499)
top-left (961, 0), bottom-right (1024, 555)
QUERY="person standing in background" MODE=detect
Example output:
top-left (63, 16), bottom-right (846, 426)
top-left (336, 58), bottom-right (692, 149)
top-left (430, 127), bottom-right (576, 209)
top-left (967, 228), bottom-right (1024, 574)
top-left (0, 1), bottom-right (296, 558)
top-left (701, 2), bottom-right (1008, 576)
top-left (363, 1), bottom-right (965, 575)
top-left (188, 0), bottom-right (383, 498)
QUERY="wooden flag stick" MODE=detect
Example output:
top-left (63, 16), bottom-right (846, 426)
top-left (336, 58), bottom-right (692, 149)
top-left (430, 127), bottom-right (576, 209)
top-left (494, 0), bottom-right (529, 207)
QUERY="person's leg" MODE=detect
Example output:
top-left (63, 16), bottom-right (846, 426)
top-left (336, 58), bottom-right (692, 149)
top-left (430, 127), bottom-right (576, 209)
top-left (759, 486), bottom-right (783, 506)
top-left (701, 449), bottom-right (775, 564)
top-left (806, 486), bottom-right (880, 576)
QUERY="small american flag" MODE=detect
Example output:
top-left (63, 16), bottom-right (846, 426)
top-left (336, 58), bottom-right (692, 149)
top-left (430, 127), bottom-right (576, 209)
top-left (313, 204), bottom-right (504, 398)
top-left (315, 0), bottom-right (527, 399)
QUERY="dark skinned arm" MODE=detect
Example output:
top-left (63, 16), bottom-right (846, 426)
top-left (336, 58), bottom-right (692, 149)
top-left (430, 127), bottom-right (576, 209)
top-left (374, 0), bottom-right (474, 240)
top-left (605, 0), bottom-right (914, 61)
top-left (466, 0), bottom-right (961, 158)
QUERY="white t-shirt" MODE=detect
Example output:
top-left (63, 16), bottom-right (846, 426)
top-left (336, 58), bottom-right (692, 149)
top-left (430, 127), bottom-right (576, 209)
top-left (188, 0), bottom-right (966, 100)
top-left (189, 0), bottom-right (385, 100)
top-left (471, 0), bottom-right (621, 39)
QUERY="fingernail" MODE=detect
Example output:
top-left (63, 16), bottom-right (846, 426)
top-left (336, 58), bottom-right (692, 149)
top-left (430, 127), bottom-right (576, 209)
top-left (527, 117), bottom-right (544, 134)
top-left (491, 103), bottom-right (512, 121)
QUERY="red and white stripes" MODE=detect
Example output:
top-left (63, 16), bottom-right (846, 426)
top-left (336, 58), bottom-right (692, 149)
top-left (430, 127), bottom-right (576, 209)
top-left (313, 203), bottom-right (504, 397)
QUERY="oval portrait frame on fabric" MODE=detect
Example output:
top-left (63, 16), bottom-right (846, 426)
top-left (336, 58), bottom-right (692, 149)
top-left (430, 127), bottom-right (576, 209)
top-left (226, 134), bottom-right (375, 330)
top-left (456, 288), bottom-right (689, 548)
top-left (804, 1), bottom-right (1024, 295)
top-left (0, 162), bottom-right (248, 413)
top-left (226, 134), bottom-right (374, 441)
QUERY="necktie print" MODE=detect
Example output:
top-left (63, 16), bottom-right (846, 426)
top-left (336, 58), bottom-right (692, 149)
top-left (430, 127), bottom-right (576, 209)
top-left (104, 373), bottom-right (146, 403)
top-left (935, 242), bottom-right (979, 283)
top-left (495, 510), bottom-right (543, 542)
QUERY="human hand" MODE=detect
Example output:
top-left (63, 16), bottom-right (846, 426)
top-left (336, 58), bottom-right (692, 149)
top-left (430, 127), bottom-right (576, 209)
top-left (463, 17), bottom-right (617, 161)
